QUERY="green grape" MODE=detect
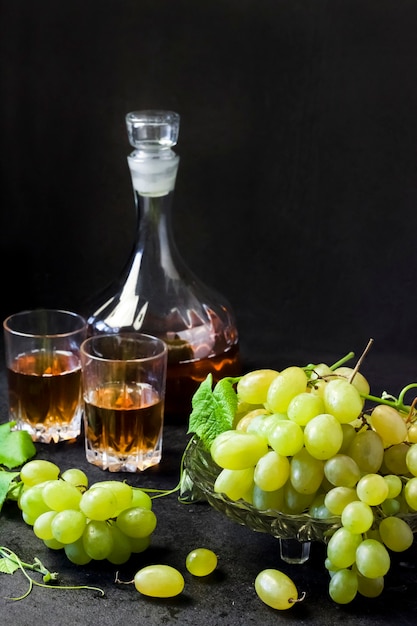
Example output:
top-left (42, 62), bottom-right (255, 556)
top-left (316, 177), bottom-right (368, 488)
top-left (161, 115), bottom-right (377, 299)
top-left (403, 476), bottom-right (417, 510)
top-left (252, 485), bottom-right (285, 511)
top-left (254, 450), bottom-right (290, 492)
top-left (324, 486), bottom-right (358, 515)
top-left (61, 468), bottom-right (89, 489)
top-left (383, 474), bottom-right (403, 498)
top-left (129, 535), bottom-right (151, 553)
top-left (131, 488), bottom-right (153, 510)
top-left (369, 405), bottom-right (408, 446)
top-left (268, 421), bottom-right (304, 457)
top-left (82, 520), bottom-right (113, 560)
top-left (287, 392), bottom-right (325, 426)
top-left (333, 366), bottom-right (370, 396)
top-left (309, 363), bottom-right (333, 398)
top-left (290, 447), bottom-right (324, 495)
top-left (79, 485), bottom-right (118, 521)
top-left (214, 467), bottom-right (254, 502)
top-left (107, 524), bottom-right (132, 565)
top-left (20, 460), bottom-right (60, 487)
top-left (64, 537), bottom-right (92, 565)
top-left (33, 510), bottom-right (57, 540)
top-left (235, 408), bottom-right (270, 432)
top-left (326, 527), bottom-right (362, 569)
top-left (379, 516), bottom-right (414, 552)
top-left (407, 423), bottom-right (417, 443)
top-left (210, 430), bottom-right (268, 470)
top-left (19, 484), bottom-right (51, 522)
top-left (355, 539), bottom-right (390, 578)
top-left (356, 572), bottom-right (384, 598)
top-left (383, 443), bottom-right (410, 475)
top-left (328, 568), bottom-right (358, 604)
top-left (324, 454), bottom-right (361, 488)
top-left (237, 369), bottom-right (279, 405)
top-left (42, 479), bottom-right (82, 512)
top-left (339, 423), bottom-right (357, 453)
top-left (380, 498), bottom-right (401, 516)
top-left (265, 366), bottom-right (308, 413)
top-left (308, 493), bottom-right (334, 520)
top-left (134, 565), bottom-right (184, 598)
top-left (347, 429), bottom-right (384, 473)
top-left (43, 537), bottom-right (64, 550)
top-left (340, 500), bottom-right (374, 534)
top-left (51, 509), bottom-right (87, 544)
top-left (254, 569), bottom-right (299, 610)
top-left (283, 481), bottom-right (315, 514)
top-left (356, 473), bottom-right (389, 506)
top-left (89, 480), bottom-right (133, 513)
top-left (246, 412), bottom-right (287, 440)
top-left (186, 548), bottom-right (218, 576)
top-left (406, 443), bottom-right (417, 476)
top-left (303, 414), bottom-right (343, 460)
top-left (116, 507), bottom-right (157, 538)
top-left (323, 378), bottom-right (363, 424)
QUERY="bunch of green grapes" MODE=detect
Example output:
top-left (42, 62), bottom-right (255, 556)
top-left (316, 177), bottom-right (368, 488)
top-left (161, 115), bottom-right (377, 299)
top-left (209, 363), bottom-right (417, 605)
top-left (18, 460), bottom-right (155, 565)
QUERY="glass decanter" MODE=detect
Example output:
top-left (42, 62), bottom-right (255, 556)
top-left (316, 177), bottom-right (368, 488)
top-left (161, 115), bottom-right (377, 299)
top-left (87, 110), bottom-right (241, 423)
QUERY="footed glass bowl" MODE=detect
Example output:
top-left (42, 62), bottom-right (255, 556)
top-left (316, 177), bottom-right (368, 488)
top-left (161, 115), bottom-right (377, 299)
top-left (182, 435), bottom-right (417, 563)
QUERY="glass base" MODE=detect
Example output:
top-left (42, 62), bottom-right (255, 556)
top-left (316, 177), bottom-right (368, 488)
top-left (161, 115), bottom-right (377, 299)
top-left (85, 444), bottom-right (162, 472)
top-left (279, 539), bottom-right (311, 564)
top-left (11, 417), bottom-right (81, 444)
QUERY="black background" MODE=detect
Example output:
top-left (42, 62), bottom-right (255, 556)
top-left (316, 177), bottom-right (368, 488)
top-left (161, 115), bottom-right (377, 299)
top-left (2, 0), bottom-right (417, 371)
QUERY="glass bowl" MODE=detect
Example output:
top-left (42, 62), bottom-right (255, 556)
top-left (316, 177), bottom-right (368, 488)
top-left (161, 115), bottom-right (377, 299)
top-left (182, 435), bottom-right (417, 563)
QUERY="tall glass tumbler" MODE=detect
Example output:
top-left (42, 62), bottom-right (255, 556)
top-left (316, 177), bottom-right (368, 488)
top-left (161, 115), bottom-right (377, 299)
top-left (3, 309), bottom-right (87, 443)
top-left (81, 333), bottom-right (168, 472)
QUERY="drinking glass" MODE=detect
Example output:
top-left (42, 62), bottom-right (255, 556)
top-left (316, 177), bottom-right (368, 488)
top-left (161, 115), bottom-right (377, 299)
top-left (3, 309), bottom-right (87, 443)
top-left (80, 333), bottom-right (167, 472)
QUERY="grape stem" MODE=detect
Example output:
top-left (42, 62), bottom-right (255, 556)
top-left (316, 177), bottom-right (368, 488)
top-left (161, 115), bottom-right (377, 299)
top-left (0, 546), bottom-right (105, 601)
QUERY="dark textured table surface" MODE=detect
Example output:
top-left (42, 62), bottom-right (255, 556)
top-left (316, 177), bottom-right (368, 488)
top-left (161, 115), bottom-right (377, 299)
top-left (1, 347), bottom-right (417, 626)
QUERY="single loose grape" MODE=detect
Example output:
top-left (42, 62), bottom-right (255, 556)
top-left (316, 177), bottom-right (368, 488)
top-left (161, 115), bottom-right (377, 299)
top-left (20, 460), bottom-right (60, 486)
top-left (134, 565), bottom-right (184, 598)
top-left (254, 569), bottom-right (299, 610)
top-left (186, 548), bottom-right (218, 576)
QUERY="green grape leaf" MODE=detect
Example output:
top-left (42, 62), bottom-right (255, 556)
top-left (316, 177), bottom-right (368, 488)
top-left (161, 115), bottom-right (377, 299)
top-left (187, 374), bottom-right (239, 449)
top-left (0, 423), bottom-right (36, 469)
top-left (0, 554), bottom-right (19, 575)
top-left (0, 470), bottom-right (19, 512)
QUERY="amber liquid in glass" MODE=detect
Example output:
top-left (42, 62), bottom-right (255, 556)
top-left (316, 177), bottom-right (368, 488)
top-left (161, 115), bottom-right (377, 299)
top-left (7, 350), bottom-right (82, 440)
top-left (165, 343), bottom-right (241, 423)
top-left (84, 382), bottom-right (163, 471)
